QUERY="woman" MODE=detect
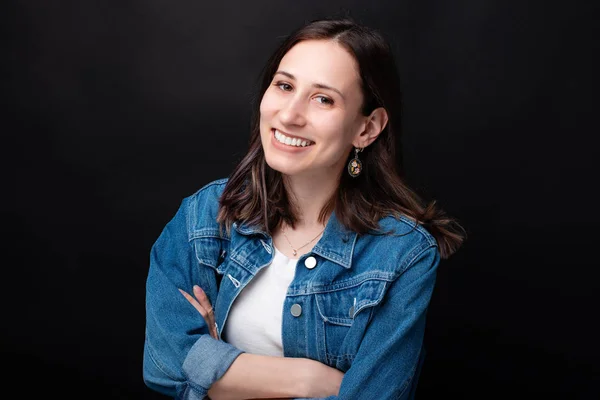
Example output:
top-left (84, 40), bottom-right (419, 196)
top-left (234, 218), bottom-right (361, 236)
top-left (143, 16), bottom-right (465, 400)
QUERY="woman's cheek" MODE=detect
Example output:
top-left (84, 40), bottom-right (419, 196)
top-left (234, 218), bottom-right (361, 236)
top-left (259, 90), bottom-right (278, 116)
top-left (313, 113), bottom-right (346, 136)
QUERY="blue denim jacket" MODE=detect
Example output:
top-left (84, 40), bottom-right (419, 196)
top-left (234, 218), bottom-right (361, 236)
top-left (144, 178), bottom-right (440, 399)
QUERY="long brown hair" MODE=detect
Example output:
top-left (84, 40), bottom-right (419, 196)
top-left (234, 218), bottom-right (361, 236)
top-left (217, 16), bottom-right (465, 259)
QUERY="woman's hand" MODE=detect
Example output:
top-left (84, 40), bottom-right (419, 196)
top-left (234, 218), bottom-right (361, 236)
top-left (179, 285), bottom-right (218, 340)
top-left (300, 358), bottom-right (344, 398)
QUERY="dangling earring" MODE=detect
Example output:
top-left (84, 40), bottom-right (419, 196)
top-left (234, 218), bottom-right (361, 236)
top-left (347, 147), bottom-right (364, 177)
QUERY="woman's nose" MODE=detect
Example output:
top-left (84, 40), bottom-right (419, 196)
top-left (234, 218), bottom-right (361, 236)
top-left (278, 96), bottom-right (307, 126)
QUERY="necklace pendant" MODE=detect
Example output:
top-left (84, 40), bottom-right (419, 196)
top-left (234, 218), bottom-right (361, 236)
top-left (293, 249), bottom-right (297, 256)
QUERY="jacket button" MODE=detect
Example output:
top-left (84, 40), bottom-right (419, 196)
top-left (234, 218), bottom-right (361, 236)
top-left (290, 304), bottom-right (302, 317)
top-left (304, 256), bottom-right (317, 270)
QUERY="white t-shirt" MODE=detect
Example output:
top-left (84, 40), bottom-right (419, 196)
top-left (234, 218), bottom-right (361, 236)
top-left (222, 246), bottom-right (298, 357)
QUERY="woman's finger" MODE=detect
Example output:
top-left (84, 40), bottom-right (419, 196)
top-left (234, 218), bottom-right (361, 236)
top-left (193, 285), bottom-right (218, 339)
top-left (178, 288), bottom-right (204, 314)
top-left (193, 285), bottom-right (214, 317)
top-left (178, 288), bottom-right (218, 339)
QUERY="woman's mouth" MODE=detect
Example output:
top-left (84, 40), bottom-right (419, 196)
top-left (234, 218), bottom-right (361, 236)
top-left (272, 129), bottom-right (315, 147)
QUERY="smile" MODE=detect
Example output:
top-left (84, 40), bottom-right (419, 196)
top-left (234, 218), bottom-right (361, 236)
top-left (272, 129), bottom-right (314, 147)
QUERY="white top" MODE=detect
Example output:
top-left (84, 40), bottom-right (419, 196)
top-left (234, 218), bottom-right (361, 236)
top-left (222, 246), bottom-right (298, 357)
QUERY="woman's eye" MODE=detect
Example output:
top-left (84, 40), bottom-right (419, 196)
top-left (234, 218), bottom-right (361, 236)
top-left (276, 82), bottom-right (293, 91)
top-left (315, 96), bottom-right (334, 105)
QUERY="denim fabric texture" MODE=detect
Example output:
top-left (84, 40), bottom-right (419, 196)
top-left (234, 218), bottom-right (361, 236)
top-left (144, 178), bottom-right (440, 399)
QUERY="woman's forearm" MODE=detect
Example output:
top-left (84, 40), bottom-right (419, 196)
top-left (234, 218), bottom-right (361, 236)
top-left (179, 287), bottom-right (342, 399)
top-left (207, 353), bottom-right (342, 400)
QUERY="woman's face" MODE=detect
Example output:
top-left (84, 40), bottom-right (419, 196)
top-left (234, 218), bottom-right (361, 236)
top-left (259, 39), bottom-right (366, 179)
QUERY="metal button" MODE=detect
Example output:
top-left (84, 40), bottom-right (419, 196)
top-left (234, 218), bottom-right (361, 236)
top-left (291, 304), bottom-right (302, 317)
top-left (304, 256), bottom-right (317, 270)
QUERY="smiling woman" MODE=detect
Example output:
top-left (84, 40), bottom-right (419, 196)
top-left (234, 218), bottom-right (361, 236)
top-left (143, 16), bottom-right (466, 400)
top-left (260, 40), bottom-right (376, 180)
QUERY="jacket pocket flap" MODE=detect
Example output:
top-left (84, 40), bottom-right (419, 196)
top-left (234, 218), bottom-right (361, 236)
top-left (192, 236), bottom-right (226, 272)
top-left (315, 279), bottom-right (387, 326)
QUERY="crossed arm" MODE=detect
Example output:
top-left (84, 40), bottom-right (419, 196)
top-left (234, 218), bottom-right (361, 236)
top-left (179, 286), bottom-right (344, 400)
top-left (145, 198), bottom-right (438, 399)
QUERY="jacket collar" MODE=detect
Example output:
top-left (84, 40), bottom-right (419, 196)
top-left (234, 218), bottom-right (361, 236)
top-left (233, 210), bottom-right (357, 269)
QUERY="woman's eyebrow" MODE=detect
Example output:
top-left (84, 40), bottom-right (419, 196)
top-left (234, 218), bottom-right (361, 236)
top-left (274, 70), bottom-right (345, 100)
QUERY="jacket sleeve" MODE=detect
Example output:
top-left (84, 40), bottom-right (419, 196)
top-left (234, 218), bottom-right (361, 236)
top-left (143, 197), bottom-right (244, 399)
top-left (320, 244), bottom-right (440, 400)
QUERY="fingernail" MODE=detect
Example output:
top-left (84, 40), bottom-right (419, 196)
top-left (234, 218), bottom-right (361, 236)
top-left (193, 285), bottom-right (202, 292)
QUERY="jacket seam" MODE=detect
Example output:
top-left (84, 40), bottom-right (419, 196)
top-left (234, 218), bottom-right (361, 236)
top-left (229, 252), bottom-right (265, 276)
top-left (189, 230), bottom-right (226, 240)
top-left (186, 178), bottom-right (229, 241)
top-left (181, 379), bottom-right (209, 397)
top-left (189, 178), bottom-right (229, 197)
top-left (305, 272), bottom-right (394, 294)
top-left (399, 242), bottom-right (438, 274)
top-left (396, 215), bottom-right (437, 247)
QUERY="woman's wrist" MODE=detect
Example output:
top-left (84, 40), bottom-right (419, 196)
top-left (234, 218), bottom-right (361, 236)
top-left (296, 357), bottom-right (343, 398)
top-left (295, 358), bottom-right (319, 397)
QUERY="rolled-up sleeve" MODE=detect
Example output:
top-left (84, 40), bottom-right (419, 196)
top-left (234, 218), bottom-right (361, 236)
top-left (143, 197), bottom-right (244, 399)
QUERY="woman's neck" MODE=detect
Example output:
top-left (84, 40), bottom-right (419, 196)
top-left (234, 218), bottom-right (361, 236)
top-left (283, 171), bottom-right (339, 230)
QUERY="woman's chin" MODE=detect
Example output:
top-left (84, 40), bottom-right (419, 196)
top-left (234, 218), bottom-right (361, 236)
top-left (265, 161), bottom-right (299, 176)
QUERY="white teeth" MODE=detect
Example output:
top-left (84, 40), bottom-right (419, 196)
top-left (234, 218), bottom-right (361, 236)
top-left (274, 129), bottom-right (313, 147)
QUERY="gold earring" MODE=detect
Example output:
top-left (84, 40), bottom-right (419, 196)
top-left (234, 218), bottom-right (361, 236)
top-left (347, 147), bottom-right (364, 177)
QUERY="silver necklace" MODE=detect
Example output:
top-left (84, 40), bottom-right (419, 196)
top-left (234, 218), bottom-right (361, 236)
top-left (282, 226), bottom-right (325, 256)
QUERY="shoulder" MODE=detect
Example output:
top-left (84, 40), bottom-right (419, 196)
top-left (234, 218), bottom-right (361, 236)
top-left (377, 214), bottom-right (437, 248)
top-left (185, 177), bottom-right (229, 206)
top-left (181, 177), bottom-right (229, 238)
top-left (356, 214), bottom-right (439, 276)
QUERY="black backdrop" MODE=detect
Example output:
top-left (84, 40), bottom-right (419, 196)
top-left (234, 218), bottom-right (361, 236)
top-left (3, 1), bottom-right (598, 399)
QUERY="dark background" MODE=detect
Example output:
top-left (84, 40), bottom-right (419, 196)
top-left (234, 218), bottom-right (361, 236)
top-left (3, 1), bottom-right (598, 399)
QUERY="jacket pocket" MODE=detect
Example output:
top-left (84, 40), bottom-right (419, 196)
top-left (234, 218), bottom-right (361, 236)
top-left (192, 236), bottom-right (229, 274)
top-left (314, 278), bottom-right (387, 370)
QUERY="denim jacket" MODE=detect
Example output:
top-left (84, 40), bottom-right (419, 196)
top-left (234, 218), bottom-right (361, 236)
top-left (143, 178), bottom-right (440, 400)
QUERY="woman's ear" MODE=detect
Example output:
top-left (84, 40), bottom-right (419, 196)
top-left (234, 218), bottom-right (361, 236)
top-left (353, 107), bottom-right (389, 148)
